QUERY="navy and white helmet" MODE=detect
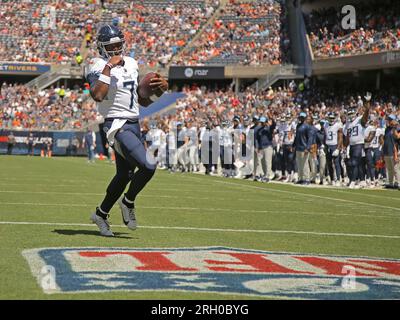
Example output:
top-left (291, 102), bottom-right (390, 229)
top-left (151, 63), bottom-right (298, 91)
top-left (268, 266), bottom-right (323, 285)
top-left (327, 112), bottom-right (336, 124)
top-left (96, 24), bottom-right (125, 59)
top-left (221, 120), bottom-right (230, 127)
top-left (346, 108), bottom-right (357, 121)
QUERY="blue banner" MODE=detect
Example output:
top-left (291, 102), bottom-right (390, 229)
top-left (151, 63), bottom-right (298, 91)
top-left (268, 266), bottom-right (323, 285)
top-left (0, 62), bottom-right (51, 75)
top-left (0, 130), bottom-right (105, 156)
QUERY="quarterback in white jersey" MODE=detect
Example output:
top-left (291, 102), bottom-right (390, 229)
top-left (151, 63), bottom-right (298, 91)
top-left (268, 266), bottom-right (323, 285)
top-left (85, 55), bottom-right (140, 119)
top-left (86, 24), bottom-right (168, 237)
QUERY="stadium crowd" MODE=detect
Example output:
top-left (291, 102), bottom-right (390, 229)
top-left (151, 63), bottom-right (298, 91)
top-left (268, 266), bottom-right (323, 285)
top-left (0, 0), bottom-right (100, 63)
top-left (0, 82), bottom-right (98, 130)
top-left (0, 0), bottom-right (289, 67)
top-left (94, 0), bottom-right (220, 68)
top-left (172, 0), bottom-right (290, 66)
top-left (305, 0), bottom-right (400, 58)
top-left (142, 82), bottom-right (400, 189)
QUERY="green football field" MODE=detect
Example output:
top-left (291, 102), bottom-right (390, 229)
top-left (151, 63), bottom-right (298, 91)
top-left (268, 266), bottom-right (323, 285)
top-left (0, 155), bottom-right (399, 300)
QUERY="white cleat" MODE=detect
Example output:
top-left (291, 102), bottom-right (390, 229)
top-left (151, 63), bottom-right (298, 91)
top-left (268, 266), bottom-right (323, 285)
top-left (348, 182), bottom-right (360, 189)
top-left (335, 180), bottom-right (342, 187)
top-left (90, 212), bottom-right (114, 237)
top-left (118, 198), bottom-right (137, 230)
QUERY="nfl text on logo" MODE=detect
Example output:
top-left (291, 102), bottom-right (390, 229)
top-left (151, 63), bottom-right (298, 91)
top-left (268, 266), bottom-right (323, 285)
top-left (22, 247), bottom-right (400, 299)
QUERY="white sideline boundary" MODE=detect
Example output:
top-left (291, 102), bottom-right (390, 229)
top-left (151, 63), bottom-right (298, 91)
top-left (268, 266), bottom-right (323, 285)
top-left (0, 220), bottom-right (399, 239)
top-left (188, 177), bottom-right (400, 212)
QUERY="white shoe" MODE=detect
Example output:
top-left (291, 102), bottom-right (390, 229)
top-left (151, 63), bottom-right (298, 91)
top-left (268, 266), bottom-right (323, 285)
top-left (118, 198), bottom-right (137, 230)
top-left (359, 181), bottom-right (367, 188)
top-left (90, 212), bottom-right (114, 237)
top-left (335, 180), bottom-right (341, 187)
top-left (349, 182), bottom-right (360, 189)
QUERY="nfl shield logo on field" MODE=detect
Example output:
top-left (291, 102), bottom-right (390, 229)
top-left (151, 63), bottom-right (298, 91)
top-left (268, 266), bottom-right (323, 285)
top-left (23, 247), bottom-right (400, 299)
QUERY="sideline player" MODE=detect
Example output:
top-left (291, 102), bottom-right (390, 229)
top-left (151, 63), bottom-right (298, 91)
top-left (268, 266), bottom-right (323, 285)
top-left (343, 93), bottom-right (371, 189)
top-left (324, 112), bottom-right (343, 186)
top-left (85, 25), bottom-right (168, 236)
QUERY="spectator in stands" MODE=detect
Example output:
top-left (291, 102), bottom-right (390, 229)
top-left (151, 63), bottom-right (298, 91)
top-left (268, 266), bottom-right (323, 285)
top-left (75, 52), bottom-right (83, 66)
top-left (58, 86), bottom-right (66, 100)
top-left (0, 82), bottom-right (99, 131)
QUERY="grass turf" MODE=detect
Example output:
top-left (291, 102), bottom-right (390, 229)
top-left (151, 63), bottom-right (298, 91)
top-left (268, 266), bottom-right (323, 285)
top-left (0, 155), bottom-right (399, 299)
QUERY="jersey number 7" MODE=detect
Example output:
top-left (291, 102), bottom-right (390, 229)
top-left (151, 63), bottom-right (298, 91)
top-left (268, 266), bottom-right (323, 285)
top-left (123, 81), bottom-right (136, 109)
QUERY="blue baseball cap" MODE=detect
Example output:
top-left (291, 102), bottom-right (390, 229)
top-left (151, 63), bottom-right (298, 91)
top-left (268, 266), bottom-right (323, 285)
top-left (299, 112), bottom-right (307, 118)
top-left (176, 121), bottom-right (182, 126)
top-left (259, 116), bottom-right (267, 123)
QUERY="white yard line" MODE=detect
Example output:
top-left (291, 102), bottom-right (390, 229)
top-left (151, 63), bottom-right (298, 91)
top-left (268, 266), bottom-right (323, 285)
top-left (0, 190), bottom-right (299, 203)
top-left (193, 178), bottom-right (400, 212)
top-left (0, 202), bottom-right (398, 219)
top-left (326, 189), bottom-right (400, 201)
top-left (181, 174), bottom-right (400, 201)
top-left (0, 220), bottom-right (399, 239)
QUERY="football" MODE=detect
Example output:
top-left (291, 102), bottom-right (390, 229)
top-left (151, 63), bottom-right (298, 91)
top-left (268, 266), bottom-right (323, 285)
top-left (138, 72), bottom-right (158, 98)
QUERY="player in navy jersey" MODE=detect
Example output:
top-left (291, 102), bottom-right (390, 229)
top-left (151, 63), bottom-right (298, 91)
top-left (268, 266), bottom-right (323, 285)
top-left (85, 25), bottom-right (168, 236)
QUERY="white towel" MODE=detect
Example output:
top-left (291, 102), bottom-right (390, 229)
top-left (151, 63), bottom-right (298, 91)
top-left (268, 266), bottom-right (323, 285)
top-left (106, 119), bottom-right (127, 147)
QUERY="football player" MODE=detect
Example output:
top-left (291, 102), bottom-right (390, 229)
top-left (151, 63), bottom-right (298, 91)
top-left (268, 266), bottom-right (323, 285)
top-left (85, 25), bottom-right (168, 236)
top-left (186, 120), bottom-right (200, 173)
top-left (343, 93), bottom-right (371, 189)
top-left (219, 120), bottom-right (234, 177)
top-left (364, 118), bottom-right (377, 187)
top-left (324, 112), bottom-right (343, 186)
top-left (281, 114), bottom-right (296, 182)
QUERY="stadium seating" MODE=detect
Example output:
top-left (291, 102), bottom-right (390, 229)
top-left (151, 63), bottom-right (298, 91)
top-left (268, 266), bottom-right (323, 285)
top-left (0, 0), bottom-right (99, 63)
top-left (92, 0), bottom-right (220, 67)
top-left (304, 0), bottom-right (400, 58)
top-left (0, 82), bottom-right (98, 130)
top-left (153, 82), bottom-right (400, 130)
top-left (0, 0), bottom-right (289, 67)
top-left (172, 0), bottom-right (290, 66)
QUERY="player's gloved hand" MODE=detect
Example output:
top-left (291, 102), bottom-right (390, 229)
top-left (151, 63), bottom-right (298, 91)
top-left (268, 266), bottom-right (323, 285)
top-left (364, 92), bottom-right (372, 102)
top-left (150, 73), bottom-right (169, 96)
top-left (108, 55), bottom-right (124, 68)
top-left (332, 149), bottom-right (339, 157)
